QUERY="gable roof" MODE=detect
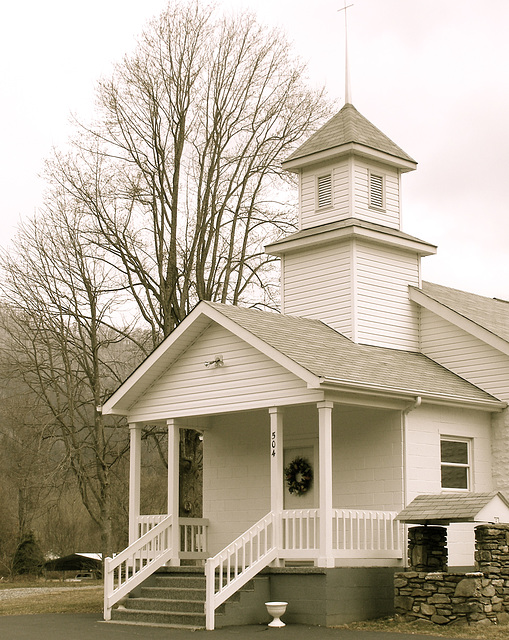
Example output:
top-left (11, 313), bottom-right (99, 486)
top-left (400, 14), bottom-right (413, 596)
top-left (102, 301), bottom-right (502, 417)
top-left (397, 492), bottom-right (509, 525)
top-left (420, 282), bottom-right (509, 344)
top-left (283, 103), bottom-right (416, 170)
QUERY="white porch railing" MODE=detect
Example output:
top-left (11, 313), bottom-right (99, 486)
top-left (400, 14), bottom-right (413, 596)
top-left (105, 509), bottom-right (401, 628)
top-left (104, 515), bottom-right (175, 620)
top-left (205, 512), bottom-right (278, 630)
top-left (281, 508), bottom-right (319, 558)
top-left (136, 515), bottom-right (209, 559)
top-left (332, 509), bottom-right (401, 557)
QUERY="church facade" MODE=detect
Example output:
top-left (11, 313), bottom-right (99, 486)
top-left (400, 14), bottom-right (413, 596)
top-left (101, 102), bottom-right (509, 629)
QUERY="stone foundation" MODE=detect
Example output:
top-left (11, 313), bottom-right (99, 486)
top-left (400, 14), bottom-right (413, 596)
top-left (394, 524), bottom-right (509, 626)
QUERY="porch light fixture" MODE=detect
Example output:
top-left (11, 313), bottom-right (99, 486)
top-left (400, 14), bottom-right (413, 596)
top-left (204, 355), bottom-right (224, 368)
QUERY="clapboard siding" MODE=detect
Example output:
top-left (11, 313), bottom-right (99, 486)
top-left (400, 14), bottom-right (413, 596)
top-left (420, 309), bottom-right (509, 400)
top-left (355, 241), bottom-right (420, 350)
top-left (300, 162), bottom-right (350, 229)
top-left (282, 242), bottom-right (353, 336)
top-left (126, 322), bottom-right (322, 422)
top-left (353, 159), bottom-right (400, 228)
top-left (406, 403), bottom-right (493, 567)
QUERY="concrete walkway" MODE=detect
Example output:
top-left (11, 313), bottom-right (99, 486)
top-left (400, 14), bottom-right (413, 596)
top-left (0, 614), bottom-right (464, 640)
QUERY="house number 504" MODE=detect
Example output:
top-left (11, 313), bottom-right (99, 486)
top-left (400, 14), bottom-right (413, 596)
top-left (271, 431), bottom-right (276, 457)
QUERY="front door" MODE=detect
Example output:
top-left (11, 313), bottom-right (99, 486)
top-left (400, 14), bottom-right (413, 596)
top-left (283, 445), bottom-right (317, 509)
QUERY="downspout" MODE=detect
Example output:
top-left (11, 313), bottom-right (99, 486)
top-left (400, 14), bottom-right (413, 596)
top-left (401, 396), bottom-right (422, 567)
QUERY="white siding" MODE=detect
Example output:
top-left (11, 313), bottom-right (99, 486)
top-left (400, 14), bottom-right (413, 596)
top-left (127, 323), bottom-right (321, 422)
top-left (282, 242), bottom-right (353, 336)
top-left (420, 309), bottom-right (509, 401)
top-left (203, 411), bottom-right (270, 555)
top-left (332, 408), bottom-right (403, 512)
top-left (300, 162), bottom-right (350, 229)
top-left (355, 241), bottom-right (420, 350)
top-left (352, 159), bottom-right (400, 229)
top-left (406, 404), bottom-right (492, 567)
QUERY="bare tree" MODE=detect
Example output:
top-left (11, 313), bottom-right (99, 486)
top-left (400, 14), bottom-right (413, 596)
top-left (1, 1), bottom-right (330, 537)
top-left (47, 1), bottom-right (330, 342)
top-left (0, 204), bottom-right (147, 559)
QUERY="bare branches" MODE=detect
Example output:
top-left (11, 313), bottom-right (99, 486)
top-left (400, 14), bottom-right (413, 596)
top-left (51, 1), bottom-right (331, 339)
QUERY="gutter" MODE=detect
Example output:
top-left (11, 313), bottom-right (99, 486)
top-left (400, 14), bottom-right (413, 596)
top-left (310, 376), bottom-right (506, 411)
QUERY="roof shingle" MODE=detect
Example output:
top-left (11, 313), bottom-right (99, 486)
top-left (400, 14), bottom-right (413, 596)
top-left (420, 282), bottom-right (509, 344)
top-left (205, 302), bottom-right (498, 404)
top-left (397, 493), bottom-right (509, 524)
top-left (284, 103), bottom-right (416, 165)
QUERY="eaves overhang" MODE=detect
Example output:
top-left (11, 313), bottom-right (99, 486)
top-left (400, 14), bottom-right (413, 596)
top-left (282, 141), bottom-right (417, 174)
top-left (409, 287), bottom-right (509, 357)
top-left (266, 223), bottom-right (437, 257)
top-left (310, 376), bottom-right (506, 412)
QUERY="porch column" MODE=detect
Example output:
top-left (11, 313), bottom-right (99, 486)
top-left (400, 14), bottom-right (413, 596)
top-left (128, 423), bottom-right (142, 545)
top-left (167, 419), bottom-right (180, 565)
top-left (269, 407), bottom-right (284, 561)
top-left (317, 401), bottom-right (334, 568)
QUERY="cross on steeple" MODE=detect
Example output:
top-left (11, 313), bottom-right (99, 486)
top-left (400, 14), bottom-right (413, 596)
top-left (338, 1), bottom-right (354, 104)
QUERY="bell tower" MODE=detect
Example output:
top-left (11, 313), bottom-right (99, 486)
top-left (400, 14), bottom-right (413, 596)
top-left (266, 104), bottom-right (436, 351)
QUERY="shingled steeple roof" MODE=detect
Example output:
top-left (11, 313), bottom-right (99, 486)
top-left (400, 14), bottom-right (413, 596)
top-left (284, 103), bottom-right (416, 168)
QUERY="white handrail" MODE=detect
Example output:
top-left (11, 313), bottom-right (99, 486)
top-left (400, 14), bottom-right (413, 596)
top-left (205, 512), bottom-right (278, 630)
top-left (104, 514), bottom-right (175, 620)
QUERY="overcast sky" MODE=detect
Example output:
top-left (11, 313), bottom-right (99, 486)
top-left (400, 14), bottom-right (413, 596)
top-left (1, 0), bottom-right (508, 298)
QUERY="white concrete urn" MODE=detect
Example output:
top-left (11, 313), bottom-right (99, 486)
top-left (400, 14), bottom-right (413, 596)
top-left (265, 601), bottom-right (288, 627)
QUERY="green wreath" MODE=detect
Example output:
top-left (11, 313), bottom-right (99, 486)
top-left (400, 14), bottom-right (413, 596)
top-left (284, 457), bottom-right (313, 496)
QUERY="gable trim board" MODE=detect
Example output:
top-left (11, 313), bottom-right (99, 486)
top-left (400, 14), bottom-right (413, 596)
top-left (102, 302), bottom-right (504, 419)
top-left (409, 286), bottom-right (509, 357)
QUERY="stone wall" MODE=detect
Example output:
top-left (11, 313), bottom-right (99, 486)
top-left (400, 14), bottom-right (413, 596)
top-left (394, 524), bottom-right (509, 626)
top-left (394, 570), bottom-right (509, 625)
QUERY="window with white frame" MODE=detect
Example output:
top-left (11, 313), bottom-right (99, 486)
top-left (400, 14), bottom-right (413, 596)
top-left (317, 174), bottom-right (332, 208)
top-left (440, 437), bottom-right (470, 490)
top-left (369, 171), bottom-right (385, 209)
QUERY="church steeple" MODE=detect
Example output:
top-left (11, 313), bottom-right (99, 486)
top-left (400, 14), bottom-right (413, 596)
top-left (266, 104), bottom-right (435, 352)
top-left (283, 103), bottom-right (416, 172)
top-left (281, 104), bottom-right (416, 233)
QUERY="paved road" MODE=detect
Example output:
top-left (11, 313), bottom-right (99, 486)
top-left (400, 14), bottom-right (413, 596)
top-left (0, 614), bottom-right (466, 640)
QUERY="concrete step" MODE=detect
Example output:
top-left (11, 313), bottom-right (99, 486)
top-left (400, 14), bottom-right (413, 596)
top-left (153, 574), bottom-right (206, 589)
top-left (140, 586), bottom-right (205, 601)
top-left (123, 597), bottom-right (205, 613)
top-left (111, 607), bottom-right (206, 628)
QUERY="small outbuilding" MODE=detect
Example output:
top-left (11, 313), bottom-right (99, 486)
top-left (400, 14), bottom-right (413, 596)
top-left (43, 553), bottom-right (102, 579)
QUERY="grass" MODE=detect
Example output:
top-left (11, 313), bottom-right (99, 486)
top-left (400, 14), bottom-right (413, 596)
top-left (1, 582), bottom-right (509, 638)
top-left (346, 617), bottom-right (509, 640)
top-left (0, 580), bottom-right (103, 616)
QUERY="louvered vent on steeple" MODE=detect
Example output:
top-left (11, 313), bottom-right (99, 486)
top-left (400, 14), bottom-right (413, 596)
top-left (317, 174), bottom-right (332, 208)
top-left (369, 172), bottom-right (384, 209)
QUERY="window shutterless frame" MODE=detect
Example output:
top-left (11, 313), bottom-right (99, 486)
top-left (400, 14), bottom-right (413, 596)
top-left (440, 437), bottom-right (471, 491)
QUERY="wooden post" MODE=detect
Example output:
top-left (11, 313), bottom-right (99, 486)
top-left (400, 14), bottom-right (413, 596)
top-left (167, 419), bottom-right (180, 565)
top-left (128, 423), bottom-right (142, 545)
top-left (269, 407), bottom-right (284, 562)
top-left (317, 401), bottom-right (334, 567)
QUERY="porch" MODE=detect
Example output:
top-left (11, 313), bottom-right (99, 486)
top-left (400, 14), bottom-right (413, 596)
top-left (104, 507), bottom-right (402, 628)
top-left (105, 401), bottom-right (408, 628)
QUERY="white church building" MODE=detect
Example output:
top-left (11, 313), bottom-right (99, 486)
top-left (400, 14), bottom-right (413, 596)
top-left (101, 101), bottom-right (509, 630)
